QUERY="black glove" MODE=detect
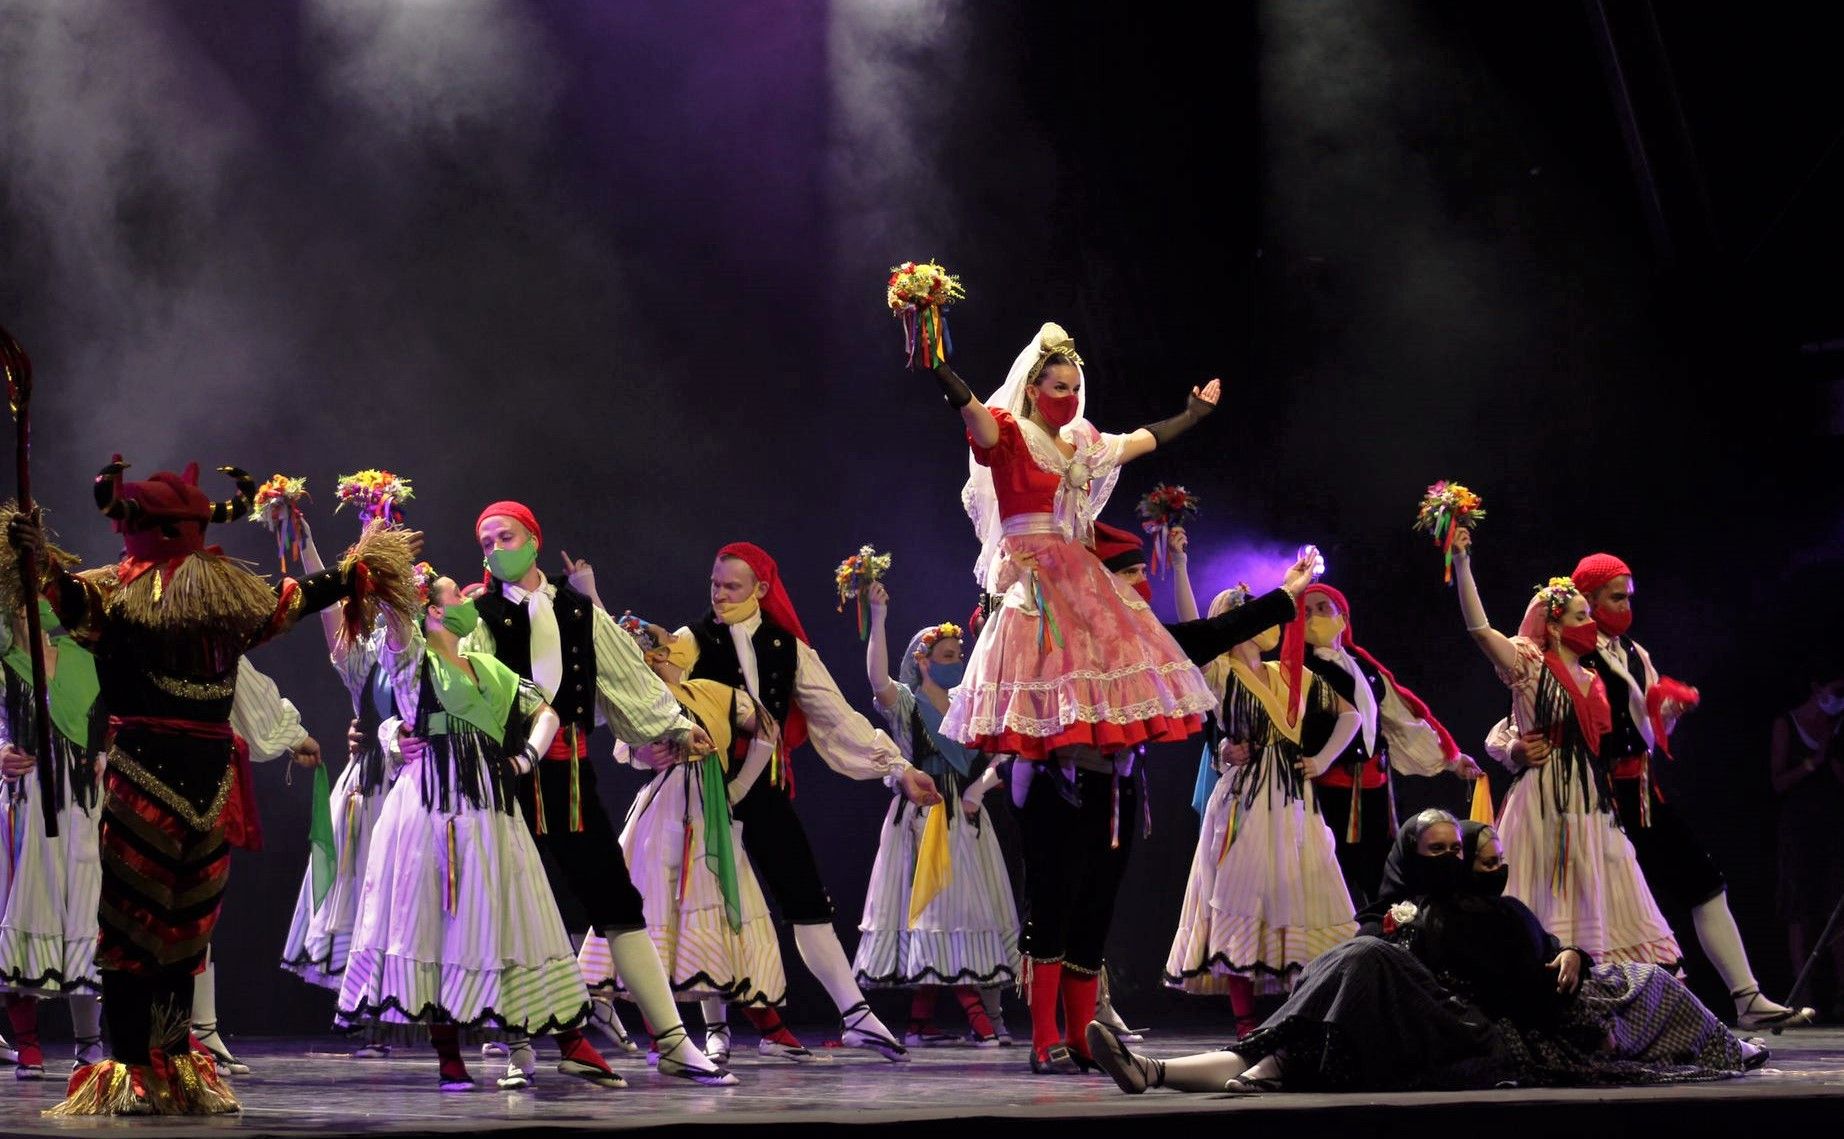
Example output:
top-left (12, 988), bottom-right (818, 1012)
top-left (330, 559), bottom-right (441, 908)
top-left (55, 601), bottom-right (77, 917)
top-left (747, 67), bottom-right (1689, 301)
top-left (932, 362), bottom-right (975, 410)
top-left (1141, 390), bottom-right (1215, 448)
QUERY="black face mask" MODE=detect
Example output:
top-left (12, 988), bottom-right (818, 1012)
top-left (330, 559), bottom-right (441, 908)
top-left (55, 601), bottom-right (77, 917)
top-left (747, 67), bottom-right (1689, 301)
top-left (1469, 866), bottom-right (1510, 898)
top-left (1417, 852), bottom-right (1471, 898)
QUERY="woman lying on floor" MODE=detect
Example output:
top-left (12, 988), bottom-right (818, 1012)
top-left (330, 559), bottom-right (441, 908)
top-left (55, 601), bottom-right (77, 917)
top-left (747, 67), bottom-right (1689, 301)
top-left (1088, 810), bottom-right (1764, 1095)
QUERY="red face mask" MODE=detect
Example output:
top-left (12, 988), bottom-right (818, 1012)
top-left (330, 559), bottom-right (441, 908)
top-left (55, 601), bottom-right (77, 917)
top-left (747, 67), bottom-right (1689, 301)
top-left (1559, 621), bottom-right (1601, 656)
top-left (1132, 579), bottom-right (1153, 604)
top-left (1034, 391), bottom-right (1080, 429)
top-left (1592, 604), bottom-right (1632, 637)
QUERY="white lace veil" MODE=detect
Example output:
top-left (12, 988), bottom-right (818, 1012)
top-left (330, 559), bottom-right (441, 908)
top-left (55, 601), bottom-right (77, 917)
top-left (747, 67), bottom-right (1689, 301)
top-left (959, 322), bottom-right (1123, 591)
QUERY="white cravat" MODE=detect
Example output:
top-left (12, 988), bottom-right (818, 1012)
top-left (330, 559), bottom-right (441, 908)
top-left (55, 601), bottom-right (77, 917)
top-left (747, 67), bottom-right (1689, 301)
top-left (506, 581), bottom-right (563, 701)
top-left (728, 610), bottom-right (764, 700)
top-left (1314, 645), bottom-right (1378, 752)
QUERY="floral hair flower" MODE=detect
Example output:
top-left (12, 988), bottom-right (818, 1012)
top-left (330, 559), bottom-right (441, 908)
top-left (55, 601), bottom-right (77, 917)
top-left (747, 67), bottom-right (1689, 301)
top-left (919, 622), bottom-right (962, 652)
top-left (1535, 576), bottom-right (1580, 620)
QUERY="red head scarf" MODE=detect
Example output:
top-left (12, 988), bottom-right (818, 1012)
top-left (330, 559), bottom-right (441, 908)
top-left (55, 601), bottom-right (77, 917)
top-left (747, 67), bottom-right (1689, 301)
top-left (1570, 553), bottom-right (1630, 599)
top-left (475, 501), bottom-right (544, 589)
top-left (715, 541), bottom-right (810, 753)
top-left (1090, 521), bottom-right (1147, 572)
top-left (476, 501), bottom-right (543, 547)
top-left (716, 541), bottom-right (809, 645)
top-left (1279, 583), bottom-right (1461, 759)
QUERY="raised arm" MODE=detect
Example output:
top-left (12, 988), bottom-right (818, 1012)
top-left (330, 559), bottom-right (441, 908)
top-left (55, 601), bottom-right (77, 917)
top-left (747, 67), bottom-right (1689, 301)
top-left (1171, 525), bottom-right (1199, 622)
top-left (296, 517), bottom-right (347, 656)
top-left (587, 605), bottom-right (699, 747)
top-left (930, 362), bottom-right (1001, 450)
top-left (1164, 547), bottom-right (1314, 665)
top-left (1115, 379), bottom-right (1220, 464)
top-left (864, 581), bottom-right (900, 708)
top-left (1450, 529), bottom-right (1519, 676)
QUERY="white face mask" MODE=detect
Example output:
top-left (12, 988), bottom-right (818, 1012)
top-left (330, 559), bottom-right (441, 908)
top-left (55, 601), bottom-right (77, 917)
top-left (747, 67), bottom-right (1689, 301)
top-left (1818, 692), bottom-right (1844, 716)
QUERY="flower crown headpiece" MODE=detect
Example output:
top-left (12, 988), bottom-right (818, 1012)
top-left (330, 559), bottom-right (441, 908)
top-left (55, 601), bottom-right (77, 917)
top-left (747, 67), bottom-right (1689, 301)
top-left (1026, 323), bottom-right (1085, 383)
top-left (618, 610), bottom-right (661, 652)
top-left (1535, 576), bottom-right (1579, 620)
top-left (918, 622), bottom-right (962, 652)
top-left (412, 561), bottom-right (438, 607)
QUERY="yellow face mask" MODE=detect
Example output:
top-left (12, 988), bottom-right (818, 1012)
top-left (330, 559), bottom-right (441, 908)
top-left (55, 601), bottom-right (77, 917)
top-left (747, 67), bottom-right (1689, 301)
top-left (714, 596), bottom-right (760, 626)
top-left (1305, 613), bottom-right (1347, 648)
top-left (1252, 626), bottom-right (1281, 653)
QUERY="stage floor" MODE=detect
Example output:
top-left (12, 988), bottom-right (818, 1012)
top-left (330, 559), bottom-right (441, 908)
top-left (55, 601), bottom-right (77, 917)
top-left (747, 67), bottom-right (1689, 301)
top-left (6, 1028), bottom-right (1844, 1138)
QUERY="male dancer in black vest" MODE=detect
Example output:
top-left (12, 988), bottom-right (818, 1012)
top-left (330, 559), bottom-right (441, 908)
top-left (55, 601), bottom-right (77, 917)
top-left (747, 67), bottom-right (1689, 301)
top-left (465, 501), bottom-right (733, 1088)
top-left (1281, 582), bottom-right (1480, 909)
top-left (1487, 552), bottom-right (1813, 1030)
top-left (662, 541), bottom-right (940, 1063)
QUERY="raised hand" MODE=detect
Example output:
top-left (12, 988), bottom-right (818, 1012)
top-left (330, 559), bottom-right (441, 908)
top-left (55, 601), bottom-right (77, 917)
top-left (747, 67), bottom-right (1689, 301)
top-left (561, 550), bottom-right (596, 599)
top-left (1281, 546), bottom-right (1319, 598)
top-left (1169, 525), bottom-right (1189, 567)
top-left (1451, 526), bottom-right (1473, 557)
top-left (1191, 378), bottom-right (1222, 408)
top-left (866, 580), bottom-right (890, 616)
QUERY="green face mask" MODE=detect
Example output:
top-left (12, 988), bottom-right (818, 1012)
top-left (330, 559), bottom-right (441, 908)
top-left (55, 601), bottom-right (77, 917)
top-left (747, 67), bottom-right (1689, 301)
top-left (36, 598), bottom-right (59, 634)
top-left (484, 538), bottom-right (539, 583)
top-left (439, 597), bottom-right (480, 637)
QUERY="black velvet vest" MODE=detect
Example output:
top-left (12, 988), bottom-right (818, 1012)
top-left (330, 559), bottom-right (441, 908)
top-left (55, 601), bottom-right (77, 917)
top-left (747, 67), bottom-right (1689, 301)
top-left (1304, 651), bottom-right (1388, 764)
top-left (687, 611), bottom-right (798, 728)
top-left (475, 577), bottom-right (598, 734)
top-left (1589, 636), bottom-right (1650, 760)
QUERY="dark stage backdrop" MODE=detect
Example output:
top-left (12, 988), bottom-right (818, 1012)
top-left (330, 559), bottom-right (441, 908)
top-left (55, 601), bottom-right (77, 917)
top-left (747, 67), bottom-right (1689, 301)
top-left (2, 1), bottom-right (1840, 1036)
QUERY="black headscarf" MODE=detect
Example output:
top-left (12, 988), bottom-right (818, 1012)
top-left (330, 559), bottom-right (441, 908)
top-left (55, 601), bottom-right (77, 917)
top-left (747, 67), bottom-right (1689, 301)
top-left (1358, 809), bottom-right (1463, 931)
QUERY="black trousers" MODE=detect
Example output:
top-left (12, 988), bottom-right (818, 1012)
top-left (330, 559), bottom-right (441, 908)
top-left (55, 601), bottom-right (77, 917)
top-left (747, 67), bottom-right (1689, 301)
top-left (100, 969), bottom-right (193, 1066)
top-left (1612, 776), bottom-right (1726, 909)
top-left (521, 758), bottom-right (647, 933)
top-left (1016, 767), bottom-right (1138, 972)
top-left (1315, 783), bottom-right (1393, 911)
top-left (730, 778), bottom-right (835, 924)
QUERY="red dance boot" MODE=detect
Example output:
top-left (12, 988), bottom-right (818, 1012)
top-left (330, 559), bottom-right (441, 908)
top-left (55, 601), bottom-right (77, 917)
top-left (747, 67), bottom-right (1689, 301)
top-left (1060, 969), bottom-right (1100, 1068)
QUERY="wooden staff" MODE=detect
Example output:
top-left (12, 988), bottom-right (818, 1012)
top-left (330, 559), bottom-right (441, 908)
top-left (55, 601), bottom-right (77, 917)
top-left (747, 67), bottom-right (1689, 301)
top-left (1, 323), bottom-right (59, 838)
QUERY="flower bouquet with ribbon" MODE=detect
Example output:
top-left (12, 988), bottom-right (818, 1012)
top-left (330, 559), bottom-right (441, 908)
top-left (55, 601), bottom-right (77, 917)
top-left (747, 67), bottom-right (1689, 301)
top-left (886, 260), bottom-right (965, 369)
top-left (1136, 483), bottom-right (1201, 577)
top-left (834, 544), bottom-right (893, 640)
top-left (335, 468), bottom-right (414, 528)
top-left (1412, 479), bottom-right (1485, 584)
top-left (248, 474), bottom-right (310, 573)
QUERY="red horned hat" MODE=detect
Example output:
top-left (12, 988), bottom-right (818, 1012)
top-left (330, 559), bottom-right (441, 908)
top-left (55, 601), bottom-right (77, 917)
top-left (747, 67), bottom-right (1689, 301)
top-left (93, 454), bottom-right (255, 567)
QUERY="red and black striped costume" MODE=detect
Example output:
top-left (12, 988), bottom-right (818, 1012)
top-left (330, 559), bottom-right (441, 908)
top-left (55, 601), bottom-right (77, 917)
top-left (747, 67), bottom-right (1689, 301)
top-left (31, 457), bottom-right (413, 1116)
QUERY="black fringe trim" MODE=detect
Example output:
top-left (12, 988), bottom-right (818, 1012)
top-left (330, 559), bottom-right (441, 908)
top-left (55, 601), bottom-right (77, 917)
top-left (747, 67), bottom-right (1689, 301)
top-left (278, 949), bottom-right (348, 979)
top-left (854, 962), bottom-right (1018, 989)
top-left (0, 966), bottom-right (101, 994)
top-left (334, 995), bottom-right (590, 1041)
top-left (1511, 668), bottom-right (1615, 817)
top-left (589, 973), bottom-right (781, 1009)
top-left (1163, 955), bottom-right (1306, 987)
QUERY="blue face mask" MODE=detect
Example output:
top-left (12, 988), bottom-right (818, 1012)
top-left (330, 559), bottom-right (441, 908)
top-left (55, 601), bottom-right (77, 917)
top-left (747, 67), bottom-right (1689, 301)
top-left (926, 661), bottom-right (965, 690)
